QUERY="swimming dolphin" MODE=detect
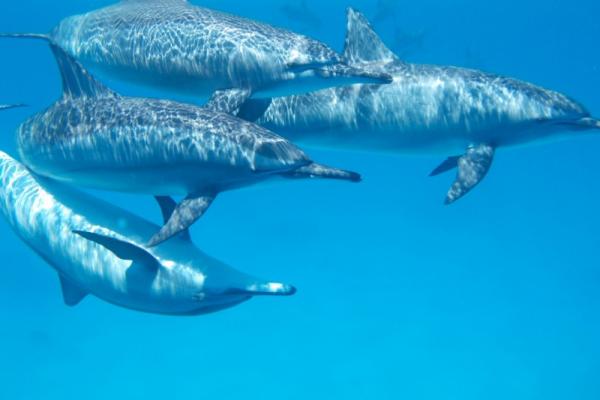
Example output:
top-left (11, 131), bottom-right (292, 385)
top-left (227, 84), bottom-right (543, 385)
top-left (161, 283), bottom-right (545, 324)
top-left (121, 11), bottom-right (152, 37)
top-left (7, 38), bottom-right (361, 247)
top-left (2, 0), bottom-right (389, 103)
top-left (239, 8), bottom-right (600, 204)
top-left (0, 151), bottom-right (295, 315)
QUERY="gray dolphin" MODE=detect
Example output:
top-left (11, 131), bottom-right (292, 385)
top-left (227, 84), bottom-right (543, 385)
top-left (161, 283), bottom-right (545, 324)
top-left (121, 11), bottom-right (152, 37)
top-left (239, 8), bottom-right (600, 204)
top-left (6, 38), bottom-right (360, 247)
top-left (0, 151), bottom-right (295, 315)
top-left (2, 0), bottom-right (389, 103)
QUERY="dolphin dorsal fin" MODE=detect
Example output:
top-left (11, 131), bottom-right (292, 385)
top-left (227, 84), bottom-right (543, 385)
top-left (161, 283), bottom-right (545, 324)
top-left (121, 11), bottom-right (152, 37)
top-left (49, 43), bottom-right (116, 99)
top-left (343, 8), bottom-right (398, 65)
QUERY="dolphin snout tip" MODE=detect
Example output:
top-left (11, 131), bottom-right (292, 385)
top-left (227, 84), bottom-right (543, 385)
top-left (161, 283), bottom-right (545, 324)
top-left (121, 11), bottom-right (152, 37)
top-left (349, 171), bottom-right (362, 183)
top-left (270, 283), bottom-right (297, 296)
top-left (286, 285), bottom-right (298, 296)
top-left (243, 282), bottom-right (297, 296)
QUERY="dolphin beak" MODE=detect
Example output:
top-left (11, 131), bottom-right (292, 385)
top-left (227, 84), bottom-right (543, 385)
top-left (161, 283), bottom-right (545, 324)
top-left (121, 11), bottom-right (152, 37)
top-left (316, 63), bottom-right (393, 84)
top-left (228, 282), bottom-right (297, 297)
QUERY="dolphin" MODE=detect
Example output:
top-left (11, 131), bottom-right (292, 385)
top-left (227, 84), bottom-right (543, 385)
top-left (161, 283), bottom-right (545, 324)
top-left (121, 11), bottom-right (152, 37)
top-left (2, 0), bottom-right (390, 103)
top-left (239, 8), bottom-right (600, 204)
top-left (6, 38), bottom-right (361, 247)
top-left (0, 151), bottom-right (295, 315)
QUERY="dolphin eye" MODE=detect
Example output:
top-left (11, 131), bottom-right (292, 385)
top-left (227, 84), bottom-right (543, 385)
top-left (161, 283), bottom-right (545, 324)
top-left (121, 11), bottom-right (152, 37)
top-left (192, 293), bottom-right (206, 302)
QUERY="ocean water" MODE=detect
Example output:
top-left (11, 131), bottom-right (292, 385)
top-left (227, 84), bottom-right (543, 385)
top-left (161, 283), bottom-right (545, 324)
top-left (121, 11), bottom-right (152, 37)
top-left (1, 0), bottom-right (600, 399)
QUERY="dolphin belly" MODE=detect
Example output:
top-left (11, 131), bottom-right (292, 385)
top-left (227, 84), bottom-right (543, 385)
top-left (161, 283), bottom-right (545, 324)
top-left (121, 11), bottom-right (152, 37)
top-left (28, 162), bottom-right (271, 196)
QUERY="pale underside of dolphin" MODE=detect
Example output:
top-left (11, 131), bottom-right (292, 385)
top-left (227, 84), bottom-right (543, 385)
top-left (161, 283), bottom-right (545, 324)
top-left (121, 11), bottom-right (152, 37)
top-left (0, 151), bottom-right (295, 315)
top-left (2, 0), bottom-right (390, 105)
top-left (239, 8), bottom-right (600, 204)
top-left (5, 37), bottom-right (361, 247)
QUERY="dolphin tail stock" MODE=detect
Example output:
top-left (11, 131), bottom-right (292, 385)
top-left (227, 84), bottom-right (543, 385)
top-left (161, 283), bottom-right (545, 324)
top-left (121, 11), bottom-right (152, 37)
top-left (430, 143), bottom-right (495, 205)
top-left (285, 162), bottom-right (362, 182)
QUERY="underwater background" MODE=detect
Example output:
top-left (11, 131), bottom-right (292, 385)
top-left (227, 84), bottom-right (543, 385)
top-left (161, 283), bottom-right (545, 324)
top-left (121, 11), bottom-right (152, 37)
top-left (1, 0), bottom-right (600, 398)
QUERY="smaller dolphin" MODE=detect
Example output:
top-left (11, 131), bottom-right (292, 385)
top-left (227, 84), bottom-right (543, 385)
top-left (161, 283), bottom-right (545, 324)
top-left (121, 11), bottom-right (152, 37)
top-left (6, 38), bottom-right (360, 246)
top-left (239, 9), bottom-right (600, 204)
top-left (0, 151), bottom-right (295, 315)
top-left (2, 0), bottom-right (390, 103)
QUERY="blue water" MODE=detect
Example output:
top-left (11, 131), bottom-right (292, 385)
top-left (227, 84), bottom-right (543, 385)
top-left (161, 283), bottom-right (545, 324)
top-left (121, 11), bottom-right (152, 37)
top-left (1, 0), bottom-right (600, 398)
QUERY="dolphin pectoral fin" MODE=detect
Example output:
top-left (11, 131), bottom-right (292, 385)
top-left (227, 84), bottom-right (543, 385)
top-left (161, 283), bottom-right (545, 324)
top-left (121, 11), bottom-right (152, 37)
top-left (147, 194), bottom-right (216, 247)
top-left (73, 230), bottom-right (159, 271)
top-left (154, 196), bottom-right (191, 242)
top-left (58, 274), bottom-right (88, 306)
top-left (445, 144), bottom-right (495, 205)
top-left (205, 88), bottom-right (253, 116)
top-left (429, 156), bottom-right (461, 176)
top-left (285, 162), bottom-right (362, 182)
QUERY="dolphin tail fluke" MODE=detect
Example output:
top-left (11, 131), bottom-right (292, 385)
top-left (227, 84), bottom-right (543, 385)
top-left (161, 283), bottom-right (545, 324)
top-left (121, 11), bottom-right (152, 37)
top-left (430, 144), bottom-right (495, 204)
top-left (286, 162), bottom-right (361, 182)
